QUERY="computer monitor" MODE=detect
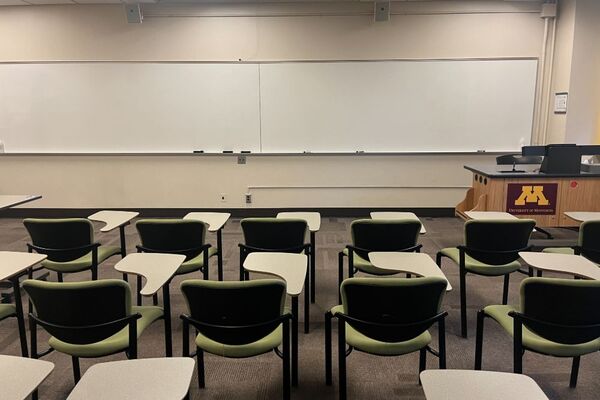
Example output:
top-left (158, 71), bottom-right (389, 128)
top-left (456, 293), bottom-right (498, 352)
top-left (539, 144), bottom-right (581, 174)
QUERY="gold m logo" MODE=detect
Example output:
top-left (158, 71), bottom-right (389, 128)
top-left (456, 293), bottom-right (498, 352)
top-left (515, 186), bottom-right (549, 206)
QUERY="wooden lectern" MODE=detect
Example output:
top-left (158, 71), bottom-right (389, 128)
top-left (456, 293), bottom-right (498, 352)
top-left (456, 165), bottom-right (600, 228)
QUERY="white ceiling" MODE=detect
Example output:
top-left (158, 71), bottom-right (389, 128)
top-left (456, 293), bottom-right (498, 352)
top-left (0, 0), bottom-right (542, 6)
top-left (0, 0), bottom-right (153, 5)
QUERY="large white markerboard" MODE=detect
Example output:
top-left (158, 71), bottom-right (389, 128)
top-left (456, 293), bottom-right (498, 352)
top-left (0, 63), bottom-right (260, 152)
top-left (0, 60), bottom-right (537, 153)
top-left (259, 60), bottom-right (537, 152)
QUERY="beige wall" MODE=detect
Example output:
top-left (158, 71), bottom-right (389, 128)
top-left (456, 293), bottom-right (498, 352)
top-left (0, 2), bottom-right (543, 209)
top-left (0, 154), bottom-right (496, 209)
top-left (565, 0), bottom-right (600, 144)
top-left (545, 0), bottom-right (575, 144)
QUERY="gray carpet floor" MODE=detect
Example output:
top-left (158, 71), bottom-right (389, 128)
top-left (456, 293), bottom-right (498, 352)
top-left (0, 216), bottom-right (597, 400)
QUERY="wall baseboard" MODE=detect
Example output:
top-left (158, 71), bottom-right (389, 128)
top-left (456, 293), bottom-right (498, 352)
top-left (1, 207), bottom-right (456, 219)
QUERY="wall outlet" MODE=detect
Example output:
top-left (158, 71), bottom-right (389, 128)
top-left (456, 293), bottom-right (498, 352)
top-left (245, 193), bottom-right (252, 204)
top-left (220, 193), bottom-right (227, 203)
top-left (237, 155), bottom-right (246, 164)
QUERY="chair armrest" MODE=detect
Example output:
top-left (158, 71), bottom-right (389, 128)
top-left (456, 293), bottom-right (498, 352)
top-left (334, 311), bottom-right (448, 328)
top-left (30, 312), bottom-right (141, 330)
top-left (27, 242), bottom-right (101, 256)
top-left (239, 243), bottom-right (308, 253)
top-left (136, 244), bottom-right (211, 255)
top-left (508, 310), bottom-right (600, 330)
top-left (346, 244), bottom-right (422, 255)
top-left (457, 245), bottom-right (533, 255)
top-left (180, 313), bottom-right (292, 331)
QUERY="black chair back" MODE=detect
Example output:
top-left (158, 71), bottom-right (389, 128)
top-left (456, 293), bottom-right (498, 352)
top-left (136, 219), bottom-right (207, 260)
top-left (340, 277), bottom-right (447, 342)
top-left (23, 218), bottom-right (94, 262)
top-left (241, 218), bottom-right (307, 252)
top-left (464, 219), bottom-right (535, 265)
top-left (23, 279), bottom-right (132, 345)
top-left (519, 277), bottom-right (600, 344)
top-left (350, 219), bottom-right (421, 259)
top-left (181, 279), bottom-right (286, 345)
top-left (579, 221), bottom-right (600, 264)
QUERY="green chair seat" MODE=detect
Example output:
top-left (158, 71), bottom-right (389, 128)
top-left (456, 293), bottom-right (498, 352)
top-left (195, 326), bottom-right (282, 359)
top-left (0, 304), bottom-right (16, 321)
top-left (331, 305), bottom-right (431, 356)
top-left (176, 247), bottom-right (218, 275)
top-left (42, 245), bottom-right (121, 273)
top-left (542, 247), bottom-right (575, 255)
top-left (483, 304), bottom-right (600, 357)
top-left (48, 305), bottom-right (163, 358)
top-left (342, 249), bottom-right (398, 276)
top-left (440, 248), bottom-right (521, 276)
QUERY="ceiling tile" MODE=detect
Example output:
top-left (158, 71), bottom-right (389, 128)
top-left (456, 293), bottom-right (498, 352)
top-left (0, 0), bottom-right (28, 5)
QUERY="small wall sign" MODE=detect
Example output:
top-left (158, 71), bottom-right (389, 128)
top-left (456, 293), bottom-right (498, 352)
top-left (554, 92), bottom-right (568, 114)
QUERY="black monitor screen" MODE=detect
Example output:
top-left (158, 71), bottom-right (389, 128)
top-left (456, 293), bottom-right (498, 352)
top-left (539, 144), bottom-right (581, 174)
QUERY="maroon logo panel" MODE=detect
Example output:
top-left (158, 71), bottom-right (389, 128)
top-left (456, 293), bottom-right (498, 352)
top-left (506, 183), bottom-right (558, 215)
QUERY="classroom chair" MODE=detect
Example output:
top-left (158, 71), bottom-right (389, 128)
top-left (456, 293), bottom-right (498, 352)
top-left (475, 277), bottom-right (600, 387)
top-left (436, 219), bottom-right (535, 338)
top-left (180, 279), bottom-right (292, 400)
top-left (542, 220), bottom-right (600, 264)
top-left (325, 277), bottom-right (448, 400)
top-left (135, 219), bottom-right (215, 304)
top-left (23, 218), bottom-right (121, 281)
top-left (239, 218), bottom-right (310, 281)
top-left (23, 279), bottom-right (163, 384)
top-left (338, 219), bottom-right (422, 300)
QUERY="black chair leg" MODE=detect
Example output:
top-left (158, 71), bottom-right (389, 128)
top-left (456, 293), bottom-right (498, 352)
top-left (325, 311), bottom-right (332, 385)
top-left (197, 347), bottom-right (205, 389)
top-left (338, 252), bottom-right (344, 304)
top-left (535, 227), bottom-right (553, 239)
top-left (570, 356), bottom-right (581, 388)
top-left (459, 270), bottom-right (468, 338)
top-left (239, 249), bottom-right (245, 281)
top-left (310, 231), bottom-right (316, 304)
top-left (438, 317), bottom-right (446, 369)
top-left (72, 356), bottom-right (81, 384)
top-left (475, 310), bottom-right (485, 370)
top-left (502, 274), bottom-right (510, 305)
top-left (338, 318), bottom-right (347, 400)
top-left (418, 348), bottom-right (427, 385)
top-left (16, 315), bottom-right (28, 358)
top-left (283, 318), bottom-right (291, 400)
top-left (153, 293), bottom-right (159, 306)
top-left (137, 275), bottom-right (143, 306)
top-left (513, 320), bottom-right (523, 374)
top-left (57, 272), bottom-right (63, 282)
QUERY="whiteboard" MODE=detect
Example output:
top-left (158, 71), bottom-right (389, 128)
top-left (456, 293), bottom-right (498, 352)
top-left (259, 60), bottom-right (537, 152)
top-left (0, 63), bottom-right (260, 152)
top-left (0, 60), bottom-right (537, 153)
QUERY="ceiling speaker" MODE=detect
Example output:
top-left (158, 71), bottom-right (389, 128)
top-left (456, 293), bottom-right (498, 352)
top-left (125, 4), bottom-right (143, 24)
top-left (374, 1), bottom-right (390, 22)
